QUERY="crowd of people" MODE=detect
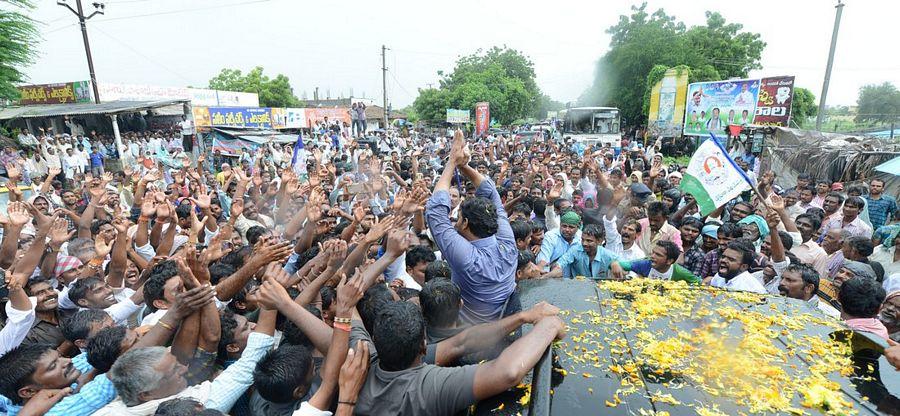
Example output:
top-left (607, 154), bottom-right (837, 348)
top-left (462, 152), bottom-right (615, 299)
top-left (0, 122), bottom-right (898, 416)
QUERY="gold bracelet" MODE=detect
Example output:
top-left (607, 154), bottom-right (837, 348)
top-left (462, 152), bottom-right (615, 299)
top-left (158, 320), bottom-right (175, 332)
top-left (333, 316), bottom-right (352, 324)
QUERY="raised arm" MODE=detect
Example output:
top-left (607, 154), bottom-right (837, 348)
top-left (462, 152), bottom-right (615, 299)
top-left (472, 315), bottom-right (566, 400)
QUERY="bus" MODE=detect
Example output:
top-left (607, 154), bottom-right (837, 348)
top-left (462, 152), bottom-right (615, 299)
top-left (562, 107), bottom-right (621, 147)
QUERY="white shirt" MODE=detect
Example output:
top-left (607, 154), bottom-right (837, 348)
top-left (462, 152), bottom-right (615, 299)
top-left (293, 402), bottom-right (332, 416)
top-left (808, 295), bottom-right (841, 319)
top-left (180, 120), bottom-right (194, 136)
top-left (710, 271), bottom-right (767, 294)
top-left (602, 215), bottom-right (645, 261)
top-left (395, 270), bottom-right (423, 291)
top-left (0, 298), bottom-right (36, 357)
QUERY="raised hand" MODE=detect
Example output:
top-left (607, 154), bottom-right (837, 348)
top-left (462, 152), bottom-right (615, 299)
top-left (363, 214), bottom-right (399, 244)
top-left (257, 278), bottom-right (292, 310)
top-left (49, 218), bottom-right (74, 248)
top-left (769, 194), bottom-right (785, 211)
top-left (7, 202), bottom-right (31, 227)
top-left (140, 198), bottom-right (157, 218)
top-left (170, 285), bottom-right (216, 320)
top-left (263, 262), bottom-right (292, 287)
top-left (230, 198), bottom-right (244, 219)
top-left (250, 238), bottom-right (295, 265)
top-left (385, 228), bottom-right (412, 257)
top-left (94, 234), bottom-right (114, 258)
top-left (155, 202), bottom-right (173, 221)
top-left (338, 340), bottom-right (370, 405)
top-left (5, 163), bottom-right (20, 181)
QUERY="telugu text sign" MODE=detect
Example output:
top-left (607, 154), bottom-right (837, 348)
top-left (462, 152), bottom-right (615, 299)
top-left (18, 81), bottom-right (92, 105)
top-left (208, 107), bottom-right (273, 128)
top-left (754, 76), bottom-right (795, 127)
top-left (446, 109), bottom-right (470, 124)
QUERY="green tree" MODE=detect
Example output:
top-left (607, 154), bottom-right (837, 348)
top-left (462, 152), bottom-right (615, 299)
top-left (208, 66), bottom-right (300, 107)
top-left (580, 3), bottom-right (764, 126)
top-left (855, 82), bottom-right (900, 124)
top-left (0, 0), bottom-right (39, 101)
top-left (414, 47), bottom-right (553, 125)
top-left (790, 87), bottom-right (817, 127)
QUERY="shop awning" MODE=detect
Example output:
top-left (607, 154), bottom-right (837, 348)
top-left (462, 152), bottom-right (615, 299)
top-left (875, 155), bottom-right (900, 176)
top-left (214, 127), bottom-right (299, 144)
top-left (0, 99), bottom-right (189, 120)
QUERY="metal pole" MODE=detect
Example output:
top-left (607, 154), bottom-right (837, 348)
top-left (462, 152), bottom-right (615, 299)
top-left (75, 0), bottom-right (101, 103)
top-left (815, 0), bottom-right (844, 131)
top-left (382, 45), bottom-right (389, 130)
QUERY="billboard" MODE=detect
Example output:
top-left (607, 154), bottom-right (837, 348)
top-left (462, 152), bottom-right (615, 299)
top-left (684, 79), bottom-right (759, 136)
top-left (284, 108), bottom-right (307, 128)
top-left (96, 82), bottom-right (259, 107)
top-left (18, 81), bottom-right (92, 105)
top-left (446, 109), bottom-right (470, 124)
top-left (305, 108), bottom-right (351, 127)
top-left (648, 68), bottom-right (689, 137)
top-left (208, 107), bottom-right (273, 128)
top-left (754, 76), bottom-right (795, 126)
top-left (475, 102), bottom-right (490, 137)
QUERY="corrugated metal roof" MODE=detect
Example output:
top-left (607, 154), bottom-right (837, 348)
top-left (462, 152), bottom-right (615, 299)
top-left (0, 99), bottom-right (189, 120)
top-left (213, 127), bottom-right (298, 144)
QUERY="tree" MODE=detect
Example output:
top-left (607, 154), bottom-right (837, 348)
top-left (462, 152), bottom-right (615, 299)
top-left (790, 87), bottom-right (817, 127)
top-left (580, 3), bottom-right (765, 127)
top-left (208, 66), bottom-right (300, 108)
top-left (855, 82), bottom-right (900, 124)
top-left (0, 0), bottom-right (39, 101)
top-left (413, 47), bottom-right (554, 125)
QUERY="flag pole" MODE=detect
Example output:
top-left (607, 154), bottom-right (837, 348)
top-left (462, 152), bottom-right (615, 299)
top-left (708, 132), bottom-right (770, 210)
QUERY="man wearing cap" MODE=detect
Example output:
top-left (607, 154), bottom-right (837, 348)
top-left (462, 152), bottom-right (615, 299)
top-left (667, 171), bottom-right (682, 188)
top-left (537, 211), bottom-right (582, 272)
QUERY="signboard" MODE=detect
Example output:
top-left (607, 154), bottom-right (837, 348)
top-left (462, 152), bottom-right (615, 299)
top-left (446, 108), bottom-right (470, 124)
top-left (284, 108), bottom-right (307, 128)
top-left (271, 108), bottom-right (286, 129)
top-left (683, 79), bottom-right (760, 136)
top-left (97, 82), bottom-right (259, 107)
top-left (648, 68), bottom-right (689, 137)
top-left (18, 81), bottom-right (92, 105)
top-left (474, 102), bottom-right (490, 137)
top-left (193, 107), bottom-right (212, 128)
top-left (305, 108), bottom-right (351, 127)
top-left (754, 76), bottom-right (795, 126)
top-left (208, 107), bottom-right (273, 128)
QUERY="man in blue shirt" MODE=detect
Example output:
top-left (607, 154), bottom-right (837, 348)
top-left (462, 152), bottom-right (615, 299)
top-left (865, 178), bottom-right (897, 230)
top-left (425, 129), bottom-right (517, 324)
top-left (550, 224), bottom-right (619, 279)
top-left (89, 146), bottom-right (104, 176)
top-left (537, 211), bottom-right (582, 271)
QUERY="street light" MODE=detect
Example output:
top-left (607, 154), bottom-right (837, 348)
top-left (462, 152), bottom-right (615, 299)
top-left (57, 0), bottom-right (106, 104)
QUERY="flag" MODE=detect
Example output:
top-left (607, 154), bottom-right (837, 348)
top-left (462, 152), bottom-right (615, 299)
top-left (679, 133), bottom-right (753, 216)
top-left (290, 133), bottom-right (307, 175)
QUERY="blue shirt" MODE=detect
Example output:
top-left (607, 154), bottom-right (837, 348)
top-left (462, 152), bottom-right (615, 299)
top-left (557, 245), bottom-right (619, 279)
top-left (90, 152), bottom-right (103, 166)
top-left (425, 178), bottom-right (517, 324)
top-left (537, 228), bottom-right (582, 271)
top-left (865, 195), bottom-right (897, 229)
top-left (3, 374), bottom-right (116, 416)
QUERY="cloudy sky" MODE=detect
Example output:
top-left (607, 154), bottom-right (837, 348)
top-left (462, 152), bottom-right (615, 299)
top-left (17, 0), bottom-right (900, 109)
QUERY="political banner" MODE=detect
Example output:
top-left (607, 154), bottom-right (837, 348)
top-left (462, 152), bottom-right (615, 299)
top-left (192, 107), bottom-right (211, 128)
top-left (271, 108), bottom-right (286, 129)
top-left (683, 79), bottom-right (759, 136)
top-left (284, 108), bottom-right (307, 128)
top-left (754, 76), bottom-right (795, 127)
top-left (679, 135), bottom-right (752, 215)
top-left (305, 108), bottom-right (351, 127)
top-left (648, 68), bottom-right (689, 137)
top-left (18, 81), bottom-right (92, 105)
top-left (208, 107), bottom-right (273, 128)
top-left (475, 102), bottom-right (490, 137)
top-left (446, 109), bottom-right (470, 124)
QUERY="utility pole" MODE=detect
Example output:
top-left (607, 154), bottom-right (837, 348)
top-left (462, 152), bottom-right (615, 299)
top-left (382, 45), bottom-right (389, 129)
top-left (815, 0), bottom-right (844, 131)
top-left (57, 0), bottom-right (105, 104)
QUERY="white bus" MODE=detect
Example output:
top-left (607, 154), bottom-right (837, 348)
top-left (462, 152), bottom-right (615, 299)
top-left (562, 107), bottom-right (621, 147)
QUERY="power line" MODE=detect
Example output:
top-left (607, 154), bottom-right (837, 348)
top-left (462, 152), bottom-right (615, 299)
top-left (90, 0), bottom-right (271, 23)
top-left (91, 25), bottom-right (195, 84)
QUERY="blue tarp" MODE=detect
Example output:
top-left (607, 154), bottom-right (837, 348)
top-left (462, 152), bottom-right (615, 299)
top-left (874, 155), bottom-right (900, 176)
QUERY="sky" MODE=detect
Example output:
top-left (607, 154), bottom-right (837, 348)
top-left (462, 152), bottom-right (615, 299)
top-left (14, 0), bottom-right (900, 109)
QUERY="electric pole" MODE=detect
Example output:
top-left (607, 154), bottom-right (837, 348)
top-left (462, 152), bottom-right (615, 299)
top-left (382, 45), bottom-right (389, 130)
top-left (815, 0), bottom-right (844, 131)
top-left (57, 0), bottom-right (105, 104)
